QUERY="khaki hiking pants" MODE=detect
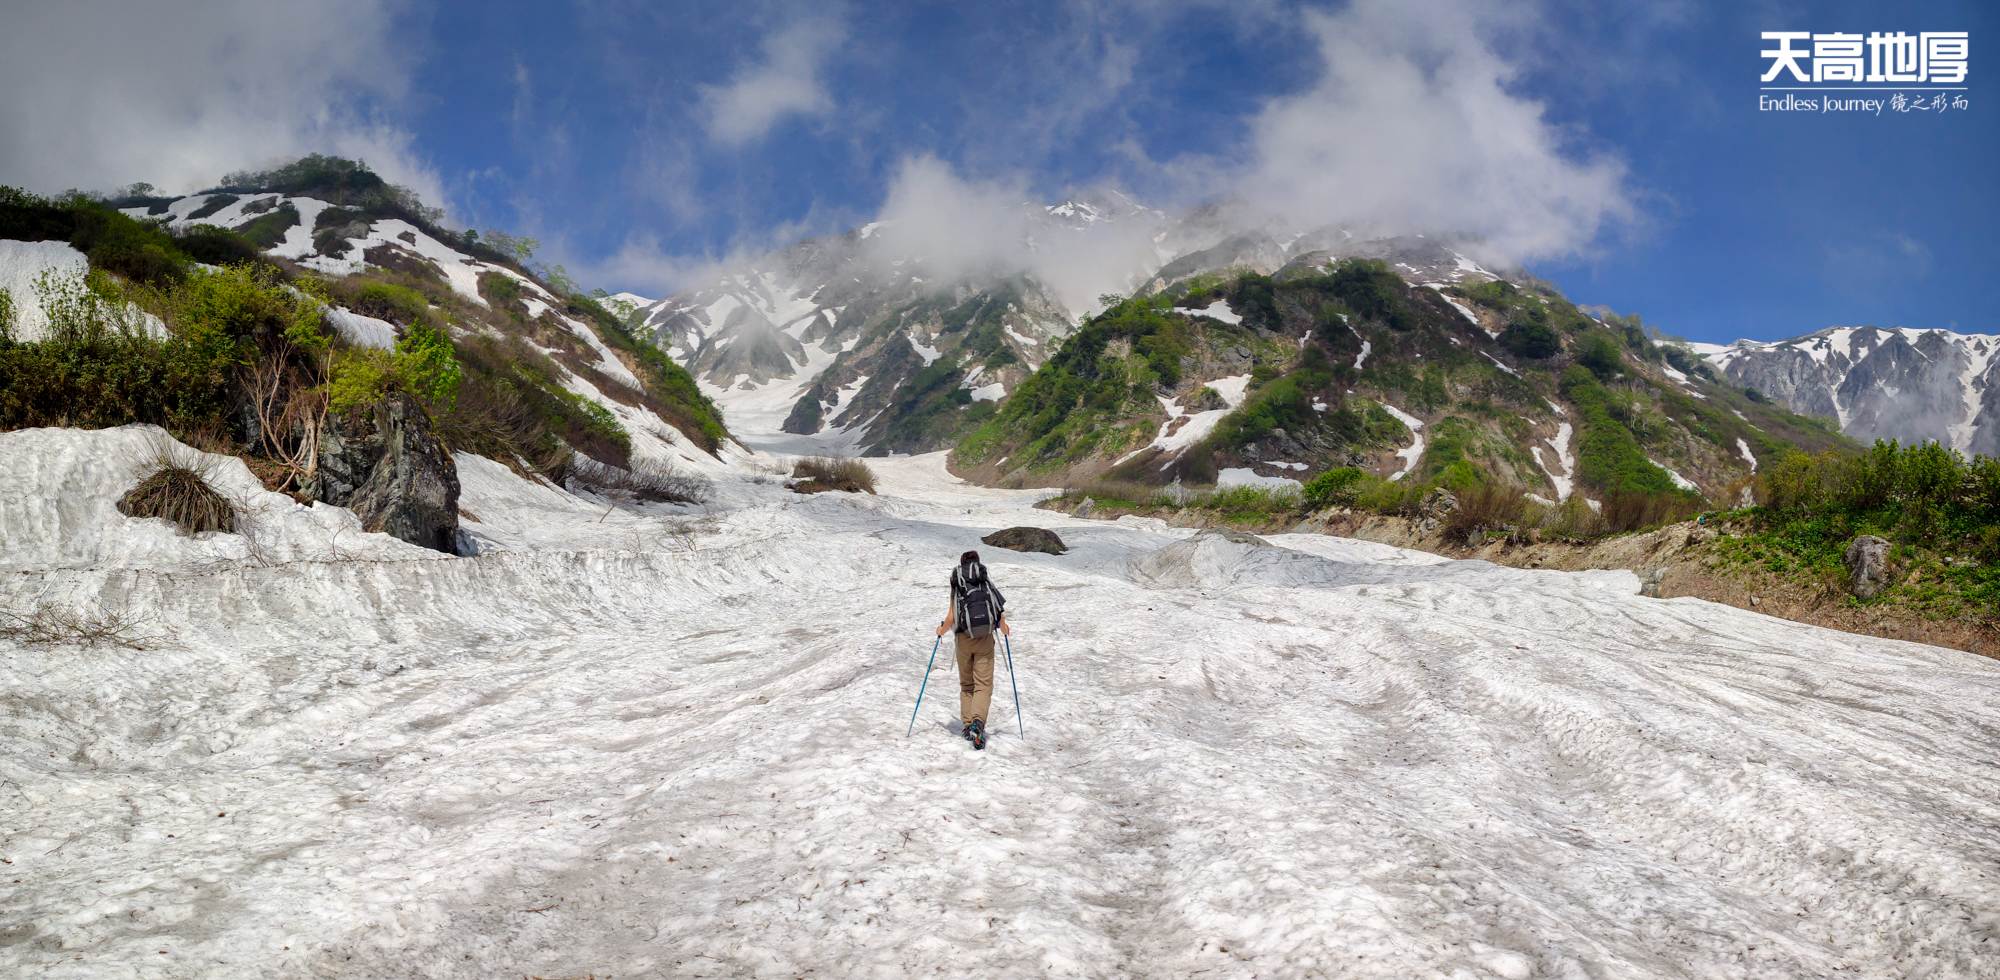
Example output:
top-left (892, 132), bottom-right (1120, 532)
top-left (954, 631), bottom-right (996, 725)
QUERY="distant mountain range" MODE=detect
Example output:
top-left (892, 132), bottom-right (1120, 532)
top-left (624, 191), bottom-right (1518, 458)
top-left (1696, 327), bottom-right (2000, 456)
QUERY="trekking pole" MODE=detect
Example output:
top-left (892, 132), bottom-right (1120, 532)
top-left (906, 636), bottom-right (941, 737)
top-left (1003, 632), bottom-right (1024, 738)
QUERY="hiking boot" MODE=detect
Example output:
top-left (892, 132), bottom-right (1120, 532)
top-left (966, 718), bottom-right (986, 750)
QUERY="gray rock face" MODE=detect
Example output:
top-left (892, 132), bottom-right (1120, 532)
top-left (1419, 487), bottom-right (1459, 518)
top-left (981, 526), bottom-right (1067, 554)
top-left (1843, 534), bottom-right (1893, 600)
top-left (1705, 326), bottom-right (2000, 454)
top-left (315, 393), bottom-right (461, 553)
top-left (1071, 497), bottom-right (1095, 519)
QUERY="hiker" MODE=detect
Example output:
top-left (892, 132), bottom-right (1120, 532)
top-left (936, 550), bottom-right (1009, 749)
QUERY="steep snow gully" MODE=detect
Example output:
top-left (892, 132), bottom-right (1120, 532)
top-left (3, 429), bottom-right (1999, 979)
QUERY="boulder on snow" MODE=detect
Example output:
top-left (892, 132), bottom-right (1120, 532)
top-left (981, 526), bottom-right (1066, 555)
top-left (314, 393), bottom-right (460, 553)
top-left (1071, 497), bottom-right (1095, 518)
top-left (1843, 535), bottom-right (1893, 600)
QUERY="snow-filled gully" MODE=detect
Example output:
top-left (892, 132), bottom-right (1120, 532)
top-left (3, 436), bottom-right (1999, 979)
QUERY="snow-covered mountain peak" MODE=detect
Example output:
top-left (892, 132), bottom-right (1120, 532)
top-left (1699, 324), bottom-right (2000, 454)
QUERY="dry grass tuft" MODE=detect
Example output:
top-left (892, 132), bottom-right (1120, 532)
top-left (118, 443), bottom-right (235, 535)
top-left (1444, 483), bottom-right (1530, 543)
top-left (569, 456), bottom-right (712, 505)
top-left (791, 456), bottom-right (877, 494)
top-left (0, 602), bottom-right (163, 649)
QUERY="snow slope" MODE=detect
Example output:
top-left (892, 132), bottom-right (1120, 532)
top-left (3, 430), bottom-right (1999, 979)
top-left (0, 239), bottom-right (89, 342)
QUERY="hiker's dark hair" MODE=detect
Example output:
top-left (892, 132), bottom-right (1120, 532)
top-left (960, 550), bottom-right (979, 564)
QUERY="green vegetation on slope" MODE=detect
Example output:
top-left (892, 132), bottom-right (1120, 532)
top-left (1, 170), bottom-right (731, 484)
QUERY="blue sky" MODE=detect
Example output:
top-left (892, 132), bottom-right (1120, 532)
top-left (0, 1), bottom-right (1991, 345)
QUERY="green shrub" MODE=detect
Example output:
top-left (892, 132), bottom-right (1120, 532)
top-left (1322, 259), bottom-right (1411, 330)
top-left (1204, 483), bottom-right (1302, 517)
top-left (1576, 334), bottom-right (1625, 380)
top-left (185, 194), bottom-right (239, 221)
top-left (1661, 344), bottom-right (1708, 379)
top-left (1302, 467), bottom-right (1365, 507)
top-left (328, 348), bottom-right (393, 415)
top-left (214, 154), bottom-right (443, 225)
top-left (1559, 365), bottom-right (1691, 498)
top-left (172, 224), bottom-right (264, 267)
top-left (394, 322), bottom-right (462, 409)
top-left (354, 281), bottom-right (431, 324)
top-left (235, 202), bottom-right (300, 249)
top-left (0, 270), bottom-right (237, 437)
top-left (1500, 313), bottom-right (1561, 359)
top-left (1461, 279), bottom-right (1519, 310)
top-left (480, 271), bottom-right (522, 306)
top-left (0, 286), bottom-right (14, 341)
top-left (169, 263), bottom-right (328, 361)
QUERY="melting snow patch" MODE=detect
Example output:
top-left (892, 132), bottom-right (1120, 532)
top-left (1192, 300), bottom-right (1241, 325)
top-left (1217, 467), bottom-right (1302, 490)
top-left (1481, 351), bottom-right (1518, 376)
top-left (267, 197), bottom-right (331, 260)
top-left (1737, 438), bottom-right (1759, 473)
top-left (969, 383), bottom-right (1006, 402)
top-left (1206, 373), bottom-right (1253, 408)
top-left (1650, 458), bottom-right (1700, 492)
top-left (908, 334), bottom-right (943, 366)
top-left (1003, 325), bottom-right (1039, 347)
top-left (1433, 289), bottom-right (1493, 337)
top-left (1531, 423), bottom-right (1577, 501)
top-left (325, 308), bottom-right (397, 350)
top-left (1378, 403), bottom-right (1425, 481)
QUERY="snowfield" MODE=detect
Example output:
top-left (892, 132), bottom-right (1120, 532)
top-left (3, 428), bottom-right (1999, 979)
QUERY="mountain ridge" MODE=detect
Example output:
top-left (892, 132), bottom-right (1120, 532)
top-left (1695, 325), bottom-right (2000, 456)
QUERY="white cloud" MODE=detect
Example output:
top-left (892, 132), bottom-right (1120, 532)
top-left (700, 15), bottom-right (848, 146)
top-left (1233, 0), bottom-right (1634, 262)
top-left (867, 156), bottom-right (1166, 316)
top-left (0, 0), bottom-right (439, 204)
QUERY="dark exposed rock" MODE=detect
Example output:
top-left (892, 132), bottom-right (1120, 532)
top-left (1843, 534), bottom-right (1892, 600)
top-left (981, 526), bottom-right (1067, 554)
top-left (1419, 487), bottom-right (1459, 518)
top-left (314, 393), bottom-right (460, 553)
top-left (1185, 386), bottom-right (1227, 411)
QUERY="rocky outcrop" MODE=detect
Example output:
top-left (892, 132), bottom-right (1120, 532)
top-left (314, 393), bottom-right (460, 553)
top-left (981, 526), bottom-right (1066, 554)
top-left (1843, 534), bottom-right (1893, 600)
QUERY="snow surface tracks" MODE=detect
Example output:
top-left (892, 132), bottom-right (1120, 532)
top-left (3, 441), bottom-right (2000, 978)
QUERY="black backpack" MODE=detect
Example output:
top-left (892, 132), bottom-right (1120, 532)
top-left (954, 559), bottom-right (1004, 638)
